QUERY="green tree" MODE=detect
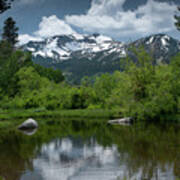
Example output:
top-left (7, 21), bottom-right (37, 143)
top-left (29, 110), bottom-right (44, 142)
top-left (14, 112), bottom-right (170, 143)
top-left (124, 46), bottom-right (155, 101)
top-left (0, 49), bottom-right (32, 96)
top-left (2, 17), bottom-right (19, 46)
top-left (93, 73), bottom-right (118, 108)
top-left (33, 64), bottom-right (64, 83)
top-left (0, 40), bottom-right (13, 65)
top-left (111, 46), bottom-right (178, 120)
top-left (0, 0), bottom-right (13, 14)
top-left (170, 53), bottom-right (180, 111)
top-left (175, 6), bottom-right (180, 31)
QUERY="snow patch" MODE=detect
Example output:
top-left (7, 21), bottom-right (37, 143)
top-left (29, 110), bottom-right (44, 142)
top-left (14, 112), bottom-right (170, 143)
top-left (34, 51), bottom-right (46, 57)
top-left (95, 35), bottom-right (112, 44)
top-left (72, 33), bottom-right (84, 40)
top-left (100, 42), bottom-right (112, 51)
top-left (146, 36), bottom-right (154, 44)
top-left (32, 37), bottom-right (70, 60)
top-left (65, 42), bottom-right (82, 51)
top-left (161, 37), bottom-right (169, 47)
top-left (27, 47), bottom-right (35, 52)
top-left (108, 48), bottom-right (117, 53)
top-left (164, 35), bottom-right (170, 41)
top-left (120, 49), bottom-right (126, 57)
top-left (92, 46), bottom-right (101, 52)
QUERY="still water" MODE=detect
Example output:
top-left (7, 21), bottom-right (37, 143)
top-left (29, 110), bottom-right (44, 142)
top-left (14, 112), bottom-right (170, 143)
top-left (0, 120), bottom-right (179, 180)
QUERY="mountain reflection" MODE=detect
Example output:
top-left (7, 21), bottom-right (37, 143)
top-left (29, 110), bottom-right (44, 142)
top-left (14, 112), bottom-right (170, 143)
top-left (21, 135), bottom-right (178, 180)
top-left (24, 137), bottom-right (123, 180)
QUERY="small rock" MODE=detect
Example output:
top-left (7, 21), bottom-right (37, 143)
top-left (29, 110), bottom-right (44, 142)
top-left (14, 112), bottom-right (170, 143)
top-left (18, 118), bottom-right (38, 130)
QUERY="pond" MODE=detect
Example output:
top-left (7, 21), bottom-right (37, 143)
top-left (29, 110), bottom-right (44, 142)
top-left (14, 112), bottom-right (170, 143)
top-left (0, 119), bottom-right (179, 180)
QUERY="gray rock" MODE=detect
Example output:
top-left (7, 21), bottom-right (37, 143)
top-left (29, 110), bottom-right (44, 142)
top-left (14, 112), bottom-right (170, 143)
top-left (18, 118), bottom-right (38, 130)
top-left (108, 117), bottom-right (133, 125)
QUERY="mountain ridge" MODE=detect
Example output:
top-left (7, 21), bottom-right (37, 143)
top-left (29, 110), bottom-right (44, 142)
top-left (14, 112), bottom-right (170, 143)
top-left (21, 33), bottom-right (180, 82)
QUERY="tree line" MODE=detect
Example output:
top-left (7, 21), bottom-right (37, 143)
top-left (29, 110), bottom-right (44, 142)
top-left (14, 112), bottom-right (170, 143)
top-left (0, 44), bottom-right (180, 121)
top-left (0, 1), bottom-right (180, 121)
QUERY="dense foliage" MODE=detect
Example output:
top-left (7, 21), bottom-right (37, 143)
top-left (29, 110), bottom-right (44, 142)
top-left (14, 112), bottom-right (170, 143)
top-left (0, 41), bottom-right (180, 121)
top-left (0, 41), bottom-right (64, 103)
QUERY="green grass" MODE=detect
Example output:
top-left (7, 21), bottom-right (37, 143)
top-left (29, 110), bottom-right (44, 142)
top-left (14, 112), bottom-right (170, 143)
top-left (0, 109), bottom-right (121, 120)
top-left (0, 108), bottom-right (122, 129)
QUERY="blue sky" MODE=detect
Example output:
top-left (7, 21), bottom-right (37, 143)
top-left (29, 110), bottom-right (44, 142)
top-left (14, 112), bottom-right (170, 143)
top-left (0, 0), bottom-right (180, 43)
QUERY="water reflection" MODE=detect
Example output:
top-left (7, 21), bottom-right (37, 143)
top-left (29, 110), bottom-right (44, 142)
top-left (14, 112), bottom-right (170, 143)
top-left (20, 136), bottom-right (178, 180)
top-left (22, 138), bottom-right (121, 180)
top-left (0, 120), bottom-right (179, 180)
top-left (20, 128), bottom-right (37, 136)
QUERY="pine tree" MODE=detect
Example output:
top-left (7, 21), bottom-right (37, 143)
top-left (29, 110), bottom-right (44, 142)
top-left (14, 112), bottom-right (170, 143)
top-left (175, 6), bottom-right (180, 31)
top-left (0, 0), bottom-right (13, 14)
top-left (2, 17), bottom-right (19, 46)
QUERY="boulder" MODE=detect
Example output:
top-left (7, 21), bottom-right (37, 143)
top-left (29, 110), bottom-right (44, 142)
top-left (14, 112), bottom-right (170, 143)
top-left (18, 118), bottom-right (38, 130)
top-left (108, 117), bottom-right (133, 125)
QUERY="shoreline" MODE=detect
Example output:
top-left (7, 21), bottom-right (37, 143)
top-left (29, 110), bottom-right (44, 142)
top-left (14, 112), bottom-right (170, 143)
top-left (0, 109), bottom-right (179, 130)
top-left (0, 109), bottom-right (120, 129)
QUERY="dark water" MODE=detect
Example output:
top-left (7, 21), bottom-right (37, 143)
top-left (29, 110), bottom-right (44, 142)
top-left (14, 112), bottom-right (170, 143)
top-left (0, 120), bottom-right (179, 180)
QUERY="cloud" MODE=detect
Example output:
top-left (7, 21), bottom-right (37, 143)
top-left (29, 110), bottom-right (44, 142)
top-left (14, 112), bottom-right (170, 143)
top-left (65, 0), bottom-right (177, 39)
top-left (18, 15), bottom-right (77, 45)
top-left (34, 15), bottom-right (76, 38)
top-left (18, 34), bottom-right (43, 45)
top-left (18, 1), bottom-right (178, 45)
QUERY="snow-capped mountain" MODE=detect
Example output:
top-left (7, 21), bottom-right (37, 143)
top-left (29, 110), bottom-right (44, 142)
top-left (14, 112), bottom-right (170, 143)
top-left (22, 33), bottom-right (180, 82)
top-left (132, 34), bottom-right (180, 64)
top-left (23, 33), bottom-right (126, 62)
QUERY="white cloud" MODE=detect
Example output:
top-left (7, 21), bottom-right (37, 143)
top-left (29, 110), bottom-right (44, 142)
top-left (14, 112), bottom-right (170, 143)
top-left (18, 15), bottom-right (77, 45)
top-left (18, 34), bottom-right (43, 45)
top-left (18, 1), bottom-right (178, 45)
top-left (65, 0), bottom-right (177, 39)
top-left (34, 15), bottom-right (76, 38)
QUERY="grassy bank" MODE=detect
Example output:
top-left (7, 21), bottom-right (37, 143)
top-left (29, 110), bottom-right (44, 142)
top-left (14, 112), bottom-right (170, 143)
top-left (0, 109), bottom-right (121, 120)
top-left (1, 108), bottom-right (180, 130)
top-left (0, 108), bottom-right (121, 129)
